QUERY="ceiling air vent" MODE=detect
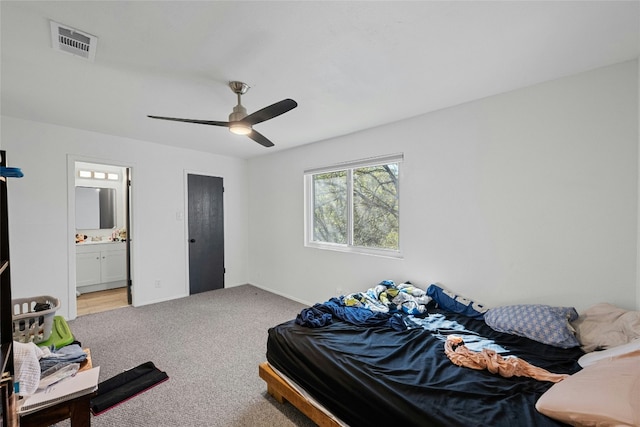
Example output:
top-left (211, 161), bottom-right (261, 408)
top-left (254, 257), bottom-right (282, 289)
top-left (50, 21), bottom-right (98, 62)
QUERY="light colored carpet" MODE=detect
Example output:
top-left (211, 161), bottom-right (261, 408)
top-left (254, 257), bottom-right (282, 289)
top-left (62, 285), bottom-right (317, 427)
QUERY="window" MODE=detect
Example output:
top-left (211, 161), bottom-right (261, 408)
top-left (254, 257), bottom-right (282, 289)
top-left (305, 154), bottom-right (402, 256)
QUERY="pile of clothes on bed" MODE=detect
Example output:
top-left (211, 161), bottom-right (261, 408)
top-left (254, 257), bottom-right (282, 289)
top-left (295, 280), bottom-right (432, 331)
top-left (288, 280), bottom-right (640, 426)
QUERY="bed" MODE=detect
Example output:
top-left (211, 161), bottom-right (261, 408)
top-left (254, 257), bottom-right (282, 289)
top-left (260, 282), bottom-right (596, 427)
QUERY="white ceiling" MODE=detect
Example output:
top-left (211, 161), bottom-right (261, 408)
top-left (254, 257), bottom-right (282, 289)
top-left (1, 1), bottom-right (639, 159)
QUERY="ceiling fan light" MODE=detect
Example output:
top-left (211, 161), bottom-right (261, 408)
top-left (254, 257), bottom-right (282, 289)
top-left (229, 123), bottom-right (252, 135)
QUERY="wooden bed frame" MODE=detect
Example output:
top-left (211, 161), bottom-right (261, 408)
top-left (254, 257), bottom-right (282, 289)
top-left (258, 362), bottom-right (341, 427)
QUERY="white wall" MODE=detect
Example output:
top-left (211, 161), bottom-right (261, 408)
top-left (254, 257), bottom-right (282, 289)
top-left (1, 60), bottom-right (637, 320)
top-left (1, 117), bottom-right (249, 319)
top-left (248, 60), bottom-right (639, 313)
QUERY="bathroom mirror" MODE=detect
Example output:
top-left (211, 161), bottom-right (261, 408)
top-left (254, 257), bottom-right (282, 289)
top-left (75, 186), bottom-right (116, 229)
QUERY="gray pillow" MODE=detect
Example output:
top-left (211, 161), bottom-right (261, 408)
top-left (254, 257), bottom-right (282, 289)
top-left (485, 304), bottom-right (579, 348)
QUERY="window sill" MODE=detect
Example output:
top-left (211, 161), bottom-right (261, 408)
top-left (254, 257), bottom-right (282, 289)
top-left (304, 242), bottom-right (403, 259)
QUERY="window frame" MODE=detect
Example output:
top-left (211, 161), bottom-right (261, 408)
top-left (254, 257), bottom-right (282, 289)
top-left (304, 153), bottom-right (403, 258)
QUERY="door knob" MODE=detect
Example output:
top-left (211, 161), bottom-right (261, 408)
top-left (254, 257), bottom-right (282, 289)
top-left (189, 239), bottom-right (196, 243)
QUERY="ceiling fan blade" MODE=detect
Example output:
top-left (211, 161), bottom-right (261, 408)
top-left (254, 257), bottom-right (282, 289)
top-left (148, 115), bottom-right (229, 127)
top-left (243, 99), bottom-right (297, 126)
top-left (247, 129), bottom-right (275, 148)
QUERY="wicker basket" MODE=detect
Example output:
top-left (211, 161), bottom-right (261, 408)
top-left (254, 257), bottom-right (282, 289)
top-left (12, 295), bottom-right (60, 344)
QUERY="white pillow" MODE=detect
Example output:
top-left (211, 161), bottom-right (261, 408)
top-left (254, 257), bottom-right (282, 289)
top-left (578, 338), bottom-right (640, 368)
top-left (536, 350), bottom-right (640, 427)
top-left (571, 303), bottom-right (640, 352)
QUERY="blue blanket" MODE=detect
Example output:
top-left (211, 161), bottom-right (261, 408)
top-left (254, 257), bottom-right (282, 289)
top-left (296, 297), bottom-right (407, 330)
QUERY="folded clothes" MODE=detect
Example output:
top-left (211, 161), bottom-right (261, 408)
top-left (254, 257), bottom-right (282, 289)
top-left (39, 344), bottom-right (87, 371)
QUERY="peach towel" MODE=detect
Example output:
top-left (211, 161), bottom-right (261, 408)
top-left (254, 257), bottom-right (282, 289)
top-left (444, 335), bottom-right (568, 383)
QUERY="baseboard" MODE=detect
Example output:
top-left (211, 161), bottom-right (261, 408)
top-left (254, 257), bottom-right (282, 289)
top-left (246, 282), bottom-right (314, 307)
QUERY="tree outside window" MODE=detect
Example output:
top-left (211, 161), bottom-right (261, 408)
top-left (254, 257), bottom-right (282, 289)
top-left (306, 155), bottom-right (401, 255)
top-left (312, 170), bottom-right (347, 244)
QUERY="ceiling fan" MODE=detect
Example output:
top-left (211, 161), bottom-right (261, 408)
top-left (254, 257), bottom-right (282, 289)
top-left (148, 81), bottom-right (297, 148)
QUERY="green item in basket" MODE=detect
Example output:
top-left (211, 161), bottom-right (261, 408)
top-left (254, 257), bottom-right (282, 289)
top-left (37, 316), bottom-right (74, 349)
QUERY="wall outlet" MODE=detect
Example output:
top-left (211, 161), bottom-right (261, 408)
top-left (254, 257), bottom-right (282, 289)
top-left (155, 280), bottom-right (161, 288)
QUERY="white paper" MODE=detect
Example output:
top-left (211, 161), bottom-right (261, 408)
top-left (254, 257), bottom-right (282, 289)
top-left (18, 366), bottom-right (100, 415)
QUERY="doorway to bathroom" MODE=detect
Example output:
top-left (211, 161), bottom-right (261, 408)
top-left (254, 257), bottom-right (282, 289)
top-left (72, 160), bottom-right (132, 316)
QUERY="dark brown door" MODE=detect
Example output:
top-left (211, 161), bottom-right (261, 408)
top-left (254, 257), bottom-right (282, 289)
top-left (187, 174), bottom-right (224, 294)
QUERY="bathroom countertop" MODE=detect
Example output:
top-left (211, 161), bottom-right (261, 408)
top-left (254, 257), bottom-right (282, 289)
top-left (76, 240), bottom-right (125, 245)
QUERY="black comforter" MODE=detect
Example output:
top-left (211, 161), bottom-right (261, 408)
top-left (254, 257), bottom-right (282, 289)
top-left (267, 308), bottom-right (583, 427)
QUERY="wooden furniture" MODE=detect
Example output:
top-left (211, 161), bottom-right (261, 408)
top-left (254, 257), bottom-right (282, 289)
top-left (259, 362), bottom-right (339, 427)
top-left (1, 150), bottom-right (18, 427)
top-left (19, 349), bottom-right (93, 427)
top-left (19, 394), bottom-right (93, 427)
